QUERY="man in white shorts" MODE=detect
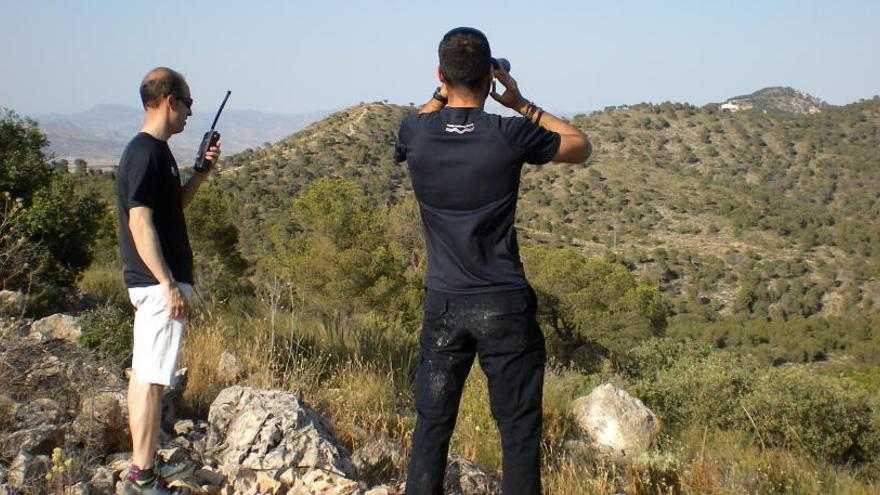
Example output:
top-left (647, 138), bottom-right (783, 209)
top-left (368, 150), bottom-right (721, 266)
top-left (116, 67), bottom-right (220, 495)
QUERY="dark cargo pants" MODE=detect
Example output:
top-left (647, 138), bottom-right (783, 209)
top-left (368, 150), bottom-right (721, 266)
top-left (405, 286), bottom-right (546, 495)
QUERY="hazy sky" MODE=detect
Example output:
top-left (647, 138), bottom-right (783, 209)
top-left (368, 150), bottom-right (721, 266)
top-left (2, 0), bottom-right (878, 117)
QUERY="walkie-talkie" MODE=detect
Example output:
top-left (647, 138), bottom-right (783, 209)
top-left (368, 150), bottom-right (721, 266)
top-left (194, 90), bottom-right (231, 172)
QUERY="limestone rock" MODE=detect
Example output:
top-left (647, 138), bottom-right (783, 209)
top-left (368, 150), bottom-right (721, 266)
top-left (571, 383), bottom-right (660, 465)
top-left (206, 386), bottom-right (355, 480)
top-left (352, 437), bottom-right (405, 485)
top-left (7, 452), bottom-right (50, 490)
top-left (0, 423), bottom-right (67, 458)
top-left (73, 389), bottom-right (129, 452)
top-left (216, 351), bottom-right (243, 382)
top-left (30, 313), bottom-right (81, 342)
top-left (161, 368), bottom-right (189, 432)
top-left (0, 290), bottom-right (25, 316)
top-left (289, 469), bottom-right (362, 495)
top-left (444, 455), bottom-right (501, 495)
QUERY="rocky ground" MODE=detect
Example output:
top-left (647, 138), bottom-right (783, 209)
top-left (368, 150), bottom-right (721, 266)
top-left (0, 290), bottom-right (658, 494)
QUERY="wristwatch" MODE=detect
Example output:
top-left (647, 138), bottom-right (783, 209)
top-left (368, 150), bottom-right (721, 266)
top-left (432, 87), bottom-right (448, 104)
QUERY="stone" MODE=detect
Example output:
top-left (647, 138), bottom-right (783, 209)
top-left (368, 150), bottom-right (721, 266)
top-left (161, 368), bottom-right (189, 432)
top-left (12, 398), bottom-right (65, 429)
top-left (289, 469), bottom-right (362, 495)
top-left (351, 437), bottom-right (405, 485)
top-left (73, 389), bottom-right (129, 452)
top-left (7, 452), bottom-right (50, 490)
top-left (194, 468), bottom-right (226, 486)
top-left (0, 423), bottom-right (66, 458)
top-left (156, 446), bottom-right (198, 481)
top-left (216, 351), bottom-right (243, 382)
top-left (206, 386), bottom-right (355, 479)
top-left (257, 470), bottom-right (283, 494)
top-left (0, 290), bottom-right (26, 316)
top-left (571, 383), bottom-right (660, 465)
top-left (30, 313), bottom-right (81, 342)
top-left (444, 455), bottom-right (500, 495)
top-left (173, 418), bottom-right (195, 436)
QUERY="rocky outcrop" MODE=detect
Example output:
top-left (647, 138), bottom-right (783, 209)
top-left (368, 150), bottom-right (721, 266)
top-left (0, 331), bottom-right (130, 492)
top-left (351, 438), bottom-right (405, 486)
top-left (0, 316), bottom-right (509, 495)
top-left (206, 386), bottom-right (356, 481)
top-left (0, 290), bottom-right (26, 317)
top-left (571, 383), bottom-right (660, 465)
top-left (29, 313), bottom-right (82, 343)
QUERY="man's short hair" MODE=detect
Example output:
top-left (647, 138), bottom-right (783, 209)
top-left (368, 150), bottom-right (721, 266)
top-left (439, 27), bottom-right (492, 90)
top-left (139, 67), bottom-right (187, 109)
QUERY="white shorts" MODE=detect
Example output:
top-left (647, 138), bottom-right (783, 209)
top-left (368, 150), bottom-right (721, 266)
top-left (128, 283), bottom-right (193, 386)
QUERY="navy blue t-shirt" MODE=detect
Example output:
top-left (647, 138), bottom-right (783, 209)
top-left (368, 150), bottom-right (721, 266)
top-left (395, 107), bottom-right (560, 294)
top-left (116, 132), bottom-right (194, 288)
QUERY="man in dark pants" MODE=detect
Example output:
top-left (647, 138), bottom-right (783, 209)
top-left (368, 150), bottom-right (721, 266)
top-left (395, 27), bottom-right (591, 495)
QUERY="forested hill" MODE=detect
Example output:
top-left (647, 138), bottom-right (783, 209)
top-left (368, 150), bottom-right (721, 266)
top-left (215, 97), bottom-right (880, 322)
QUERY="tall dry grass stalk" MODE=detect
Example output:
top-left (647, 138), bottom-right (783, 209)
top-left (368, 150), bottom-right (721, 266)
top-left (174, 298), bottom-right (880, 495)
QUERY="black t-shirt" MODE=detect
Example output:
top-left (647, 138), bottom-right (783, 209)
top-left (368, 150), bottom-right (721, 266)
top-left (395, 107), bottom-right (561, 294)
top-left (116, 132), bottom-right (194, 288)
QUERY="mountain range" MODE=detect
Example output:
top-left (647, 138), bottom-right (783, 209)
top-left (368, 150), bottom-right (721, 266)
top-left (36, 104), bottom-right (331, 168)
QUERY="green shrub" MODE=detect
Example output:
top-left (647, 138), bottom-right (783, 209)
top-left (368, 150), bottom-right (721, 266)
top-left (617, 337), bottom-right (713, 382)
top-left (632, 350), bottom-right (761, 431)
top-left (78, 305), bottom-right (133, 365)
top-left (742, 365), bottom-right (879, 465)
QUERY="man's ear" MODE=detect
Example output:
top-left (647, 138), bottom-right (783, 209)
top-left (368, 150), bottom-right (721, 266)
top-left (437, 65), bottom-right (447, 84)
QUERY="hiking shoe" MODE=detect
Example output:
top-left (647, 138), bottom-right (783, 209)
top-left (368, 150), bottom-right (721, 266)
top-left (121, 475), bottom-right (181, 495)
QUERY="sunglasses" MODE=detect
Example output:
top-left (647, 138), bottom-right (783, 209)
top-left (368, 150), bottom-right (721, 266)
top-left (173, 94), bottom-right (193, 109)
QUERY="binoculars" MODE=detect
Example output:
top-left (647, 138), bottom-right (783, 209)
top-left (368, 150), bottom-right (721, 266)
top-left (492, 57), bottom-right (511, 72)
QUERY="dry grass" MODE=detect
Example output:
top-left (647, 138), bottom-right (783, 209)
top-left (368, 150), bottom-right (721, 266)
top-left (175, 298), bottom-right (880, 494)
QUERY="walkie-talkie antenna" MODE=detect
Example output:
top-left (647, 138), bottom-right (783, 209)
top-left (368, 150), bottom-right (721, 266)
top-left (210, 90), bottom-right (232, 130)
top-left (194, 90), bottom-right (231, 172)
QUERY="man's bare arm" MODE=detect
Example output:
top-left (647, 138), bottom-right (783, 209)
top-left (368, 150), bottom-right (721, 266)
top-left (129, 206), bottom-right (188, 318)
top-left (491, 69), bottom-right (591, 164)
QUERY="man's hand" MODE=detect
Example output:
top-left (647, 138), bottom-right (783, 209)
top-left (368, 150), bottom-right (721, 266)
top-left (162, 280), bottom-right (189, 320)
top-left (198, 140), bottom-right (222, 176)
top-left (490, 67), bottom-right (528, 113)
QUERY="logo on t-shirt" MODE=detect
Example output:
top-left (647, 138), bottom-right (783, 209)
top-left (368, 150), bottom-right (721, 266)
top-left (445, 123), bottom-right (475, 134)
top-left (170, 164), bottom-right (179, 177)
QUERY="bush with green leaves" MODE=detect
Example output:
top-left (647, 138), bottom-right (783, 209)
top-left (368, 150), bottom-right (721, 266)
top-left (77, 304), bottom-right (133, 365)
top-left (0, 108), bottom-right (106, 297)
top-left (742, 365), bottom-right (880, 464)
top-left (631, 348), bottom-right (762, 431)
top-left (185, 182), bottom-right (252, 303)
top-left (521, 245), bottom-right (668, 359)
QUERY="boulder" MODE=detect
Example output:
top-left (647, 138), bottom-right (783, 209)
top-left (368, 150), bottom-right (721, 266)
top-left (0, 290), bottom-right (25, 316)
top-left (72, 389), bottom-right (129, 452)
top-left (29, 313), bottom-right (82, 342)
top-left (288, 469), bottom-right (362, 495)
top-left (216, 351), bottom-right (243, 382)
top-left (571, 383), bottom-right (660, 465)
top-left (351, 437), bottom-right (405, 485)
top-left (206, 386), bottom-right (355, 480)
top-left (444, 454), bottom-right (501, 495)
top-left (161, 368), bottom-right (188, 432)
top-left (0, 423), bottom-right (67, 458)
top-left (7, 452), bottom-right (50, 491)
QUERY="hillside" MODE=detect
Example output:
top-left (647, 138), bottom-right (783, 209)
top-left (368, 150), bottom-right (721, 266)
top-left (720, 87), bottom-right (830, 114)
top-left (215, 97), bottom-right (880, 322)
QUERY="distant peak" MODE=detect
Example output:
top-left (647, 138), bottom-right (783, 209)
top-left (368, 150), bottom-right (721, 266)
top-left (721, 87), bottom-right (830, 115)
